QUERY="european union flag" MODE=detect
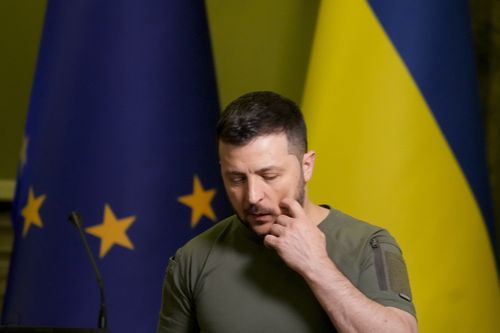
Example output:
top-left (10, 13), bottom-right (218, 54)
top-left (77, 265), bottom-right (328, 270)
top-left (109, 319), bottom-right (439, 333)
top-left (2, 0), bottom-right (230, 332)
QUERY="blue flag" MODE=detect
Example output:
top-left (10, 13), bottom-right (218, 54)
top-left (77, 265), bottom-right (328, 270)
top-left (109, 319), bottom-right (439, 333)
top-left (2, 0), bottom-right (230, 331)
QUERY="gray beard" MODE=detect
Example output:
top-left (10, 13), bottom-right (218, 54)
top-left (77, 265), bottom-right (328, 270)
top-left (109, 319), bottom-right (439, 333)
top-left (296, 174), bottom-right (305, 206)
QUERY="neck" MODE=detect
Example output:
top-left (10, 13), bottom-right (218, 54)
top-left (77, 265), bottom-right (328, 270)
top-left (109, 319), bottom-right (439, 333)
top-left (303, 198), bottom-right (330, 226)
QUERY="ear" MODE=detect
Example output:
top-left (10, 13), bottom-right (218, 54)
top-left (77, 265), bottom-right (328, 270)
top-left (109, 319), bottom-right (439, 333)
top-left (302, 150), bottom-right (316, 182)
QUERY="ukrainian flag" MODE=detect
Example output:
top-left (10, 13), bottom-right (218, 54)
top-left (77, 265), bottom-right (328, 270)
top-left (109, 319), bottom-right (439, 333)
top-left (302, 0), bottom-right (500, 331)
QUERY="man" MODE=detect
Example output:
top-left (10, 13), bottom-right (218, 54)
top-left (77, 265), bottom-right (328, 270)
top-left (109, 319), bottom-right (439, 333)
top-left (157, 91), bottom-right (418, 332)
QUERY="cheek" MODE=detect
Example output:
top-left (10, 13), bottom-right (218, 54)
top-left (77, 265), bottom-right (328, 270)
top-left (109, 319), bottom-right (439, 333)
top-left (226, 187), bottom-right (244, 208)
top-left (274, 175), bottom-right (302, 199)
top-left (269, 181), bottom-right (294, 201)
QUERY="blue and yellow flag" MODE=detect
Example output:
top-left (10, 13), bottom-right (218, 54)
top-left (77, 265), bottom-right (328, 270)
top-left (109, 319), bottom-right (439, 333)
top-left (302, 0), bottom-right (499, 331)
top-left (2, 0), bottom-right (230, 331)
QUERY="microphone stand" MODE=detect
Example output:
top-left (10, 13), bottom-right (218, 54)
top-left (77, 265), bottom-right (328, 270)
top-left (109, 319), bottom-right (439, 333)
top-left (68, 212), bottom-right (108, 330)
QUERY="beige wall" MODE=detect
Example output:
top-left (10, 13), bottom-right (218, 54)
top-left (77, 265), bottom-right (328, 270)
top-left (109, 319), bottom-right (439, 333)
top-left (0, 1), bottom-right (46, 197)
top-left (470, 0), bottom-right (500, 259)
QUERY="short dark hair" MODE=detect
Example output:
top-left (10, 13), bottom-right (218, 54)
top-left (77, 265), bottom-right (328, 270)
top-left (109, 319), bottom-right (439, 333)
top-left (216, 91), bottom-right (307, 156)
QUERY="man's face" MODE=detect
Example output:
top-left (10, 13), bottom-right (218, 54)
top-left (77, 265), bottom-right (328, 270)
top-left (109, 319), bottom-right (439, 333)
top-left (219, 133), bottom-right (309, 237)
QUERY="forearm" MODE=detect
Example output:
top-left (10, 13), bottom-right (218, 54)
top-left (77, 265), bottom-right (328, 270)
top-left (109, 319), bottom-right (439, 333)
top-left (263, 200), bottom-right (417, 332)
top-left (302, 258), bottom-right (418, 333)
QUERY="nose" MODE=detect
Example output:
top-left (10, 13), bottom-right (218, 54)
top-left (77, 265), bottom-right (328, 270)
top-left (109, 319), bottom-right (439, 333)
top-left (246, 177), bottom-right (264, 205)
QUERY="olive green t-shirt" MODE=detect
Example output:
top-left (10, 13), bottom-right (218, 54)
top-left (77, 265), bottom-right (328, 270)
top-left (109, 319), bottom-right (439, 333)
top-left (157, 208), bottom-right (416, 332)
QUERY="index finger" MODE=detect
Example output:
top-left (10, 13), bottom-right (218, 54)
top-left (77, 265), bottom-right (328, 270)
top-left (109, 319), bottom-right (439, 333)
top-left (279, 198), bottom-right (306, 219)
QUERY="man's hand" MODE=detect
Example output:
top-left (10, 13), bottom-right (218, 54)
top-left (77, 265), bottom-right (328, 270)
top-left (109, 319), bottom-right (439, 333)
top-left (264, 198), bottom-right (418, 332)
top-left (263, 198), bottom-right (330, 276)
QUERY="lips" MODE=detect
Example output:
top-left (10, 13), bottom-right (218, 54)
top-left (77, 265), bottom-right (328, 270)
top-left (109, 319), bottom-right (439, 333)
top-left (250, 213), bottom-right (269, 218)
top-left (248, 213), bottom-right (273, 223)
top-left (244, 205), bottom-right (275, 223)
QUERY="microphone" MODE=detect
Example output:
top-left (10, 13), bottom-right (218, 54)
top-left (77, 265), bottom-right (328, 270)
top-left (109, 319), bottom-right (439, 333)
top-left (68, 212), bottom-right (108, 329)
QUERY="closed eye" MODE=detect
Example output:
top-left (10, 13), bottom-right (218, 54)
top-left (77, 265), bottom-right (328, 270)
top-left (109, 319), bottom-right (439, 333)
top-left (226, 173), bottom-right (247, 185)
top-left (230, 177), bottom-right (246, 184)
top-left (261, 174), bottom-right (279, 181)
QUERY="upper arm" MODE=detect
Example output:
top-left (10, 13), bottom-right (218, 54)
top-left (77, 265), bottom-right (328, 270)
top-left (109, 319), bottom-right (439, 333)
top-left (157, 253), bottom-right (198, 333)
top-left (357, 231), bottom-right (417, 318)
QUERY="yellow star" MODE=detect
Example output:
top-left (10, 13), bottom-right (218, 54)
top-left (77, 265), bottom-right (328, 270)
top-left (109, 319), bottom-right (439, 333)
top-left (19, 135), bottom-right (29, 169)
top-left (86, 204), bottom-right (136, 258)
top-left (178, 175), bottom-right (217, 228)
top-left (21, 187), bottom-right (46, 237)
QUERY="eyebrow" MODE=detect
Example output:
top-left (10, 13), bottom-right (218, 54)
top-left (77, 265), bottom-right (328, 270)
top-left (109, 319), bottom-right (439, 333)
top-left (224, 166), bottom-right (283, 177)
top-left (224, 170), bottom-right (245, 177)
top-left (256, 166), bottom-right (283, 174)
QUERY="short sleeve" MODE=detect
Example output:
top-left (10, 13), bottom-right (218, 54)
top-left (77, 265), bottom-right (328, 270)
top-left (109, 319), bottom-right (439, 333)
top-left (357, 230), bottom-right (417, 317)
top-left (156, 249), bottom-right (198, 333)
